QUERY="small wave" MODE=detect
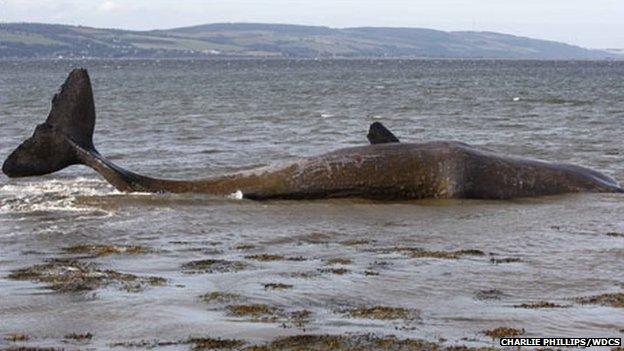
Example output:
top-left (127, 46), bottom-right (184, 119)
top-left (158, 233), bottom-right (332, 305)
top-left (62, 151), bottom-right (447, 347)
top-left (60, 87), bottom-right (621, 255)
top-left (523, 98), bottom-right (593, 106)
top-left (0, 177), bottom-right (117, 216)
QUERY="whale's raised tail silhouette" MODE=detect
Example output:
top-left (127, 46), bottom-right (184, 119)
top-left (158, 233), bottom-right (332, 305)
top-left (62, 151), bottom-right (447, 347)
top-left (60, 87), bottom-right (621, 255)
top-left (2, 69), bottom-right (152, 191)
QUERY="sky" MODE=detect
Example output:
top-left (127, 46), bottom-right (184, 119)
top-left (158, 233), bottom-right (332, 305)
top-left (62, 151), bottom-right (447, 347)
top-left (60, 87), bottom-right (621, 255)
top-left (0, 0), bottom-right (622, 49)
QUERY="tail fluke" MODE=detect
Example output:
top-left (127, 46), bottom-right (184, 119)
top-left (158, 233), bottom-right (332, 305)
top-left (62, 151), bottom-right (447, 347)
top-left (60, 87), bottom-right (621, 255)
top-left (2, 69), bottom-right (155, 193)
top-left (3, 69), bottom-right (95, 177)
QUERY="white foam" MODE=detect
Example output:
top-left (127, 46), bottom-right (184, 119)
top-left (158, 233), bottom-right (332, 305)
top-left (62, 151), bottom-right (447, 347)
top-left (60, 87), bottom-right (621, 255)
top-left (228, 190), bottom-right (244, 200)
top-left (0, 177), bottom-right (116, 215)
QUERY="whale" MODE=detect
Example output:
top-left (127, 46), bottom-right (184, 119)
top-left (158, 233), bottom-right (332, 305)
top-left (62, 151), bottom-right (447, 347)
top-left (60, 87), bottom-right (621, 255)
top-left (2, 68), bottom-right (622, 200)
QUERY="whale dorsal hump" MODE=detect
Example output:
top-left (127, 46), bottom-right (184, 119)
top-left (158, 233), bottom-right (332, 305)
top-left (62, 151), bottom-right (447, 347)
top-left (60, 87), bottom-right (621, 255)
top-left (367, 122), bottom-right (400, 144)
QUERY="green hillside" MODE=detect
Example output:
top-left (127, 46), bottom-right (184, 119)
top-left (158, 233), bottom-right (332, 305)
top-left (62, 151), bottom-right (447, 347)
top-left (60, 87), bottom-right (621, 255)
top-left (0, 22), bottom-right (616, 59)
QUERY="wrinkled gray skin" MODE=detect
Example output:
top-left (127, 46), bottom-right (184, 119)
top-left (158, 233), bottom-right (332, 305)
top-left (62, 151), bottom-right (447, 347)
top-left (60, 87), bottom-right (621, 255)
top-left (3, 69), bottom-right (622, 200)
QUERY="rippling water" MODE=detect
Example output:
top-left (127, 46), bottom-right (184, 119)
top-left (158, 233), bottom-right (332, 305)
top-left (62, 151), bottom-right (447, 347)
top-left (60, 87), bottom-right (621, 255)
top-left (0, 59), bottom-right (623, 349)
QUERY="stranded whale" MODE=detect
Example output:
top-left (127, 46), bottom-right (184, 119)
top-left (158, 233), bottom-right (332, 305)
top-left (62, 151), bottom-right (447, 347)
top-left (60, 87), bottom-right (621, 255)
top-left (2, 69), bottom-right (622, 200)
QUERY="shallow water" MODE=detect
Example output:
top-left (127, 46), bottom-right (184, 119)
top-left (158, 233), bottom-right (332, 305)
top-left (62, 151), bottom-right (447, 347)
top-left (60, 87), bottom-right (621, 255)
top-left (0, 59), bottom-right (623, 349)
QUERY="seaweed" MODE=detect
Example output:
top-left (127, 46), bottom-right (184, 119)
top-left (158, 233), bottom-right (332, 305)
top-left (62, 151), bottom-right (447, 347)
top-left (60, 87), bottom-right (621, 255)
top-left (490, 257), bottom-right (522, 264)
top-left (245, 254), bottom-right (306, 262)
top-left (514, 301), bottom-right (569, 309)
top-left (575, 293), bottom-right (624, 308)
top-left (110, 337), bottom-right (243, 350)
top-left (4, 333), bottom-right (29, 342)
top-left (263, 283), bottom-right (293, 290)
top-left (475, 289), bottom-right (504, 301)
top-left (378, 247), bottom-right (485, 259)
top-left (199, 292), bottom-right (243, 304)
top-left (482, 327), bottom-right (525, 339)
top-left (63, 244), bottom-right (152, 256)
top-left (243, 334), bottom-right (497, 351)
top-left (285, 271), bottom-right (320, 279)
top-left (189, 337), bottom-right (245, 350)
top-left (2, 348), bottom-right (63, 351)
top-left (181, 259), bottom-right (247, 274)
top-left (339, 239), bottom-right (373, 246)
top-left (339, 306), bottom-right (417, 320)
top-left (317, 267), bottom-right (349, 275)
top-left (606, 232), bottom-right (624, 238)
top-left (234, 244), bottom-right (257, 250)
top-left (285, 310), bottom-right (313, 328)
top-left (8, 259), bottom-right (165, 292)
top-left (324, 258), bottom-right (352, 265)
top-left (64, 332), bottom-right (93, 341)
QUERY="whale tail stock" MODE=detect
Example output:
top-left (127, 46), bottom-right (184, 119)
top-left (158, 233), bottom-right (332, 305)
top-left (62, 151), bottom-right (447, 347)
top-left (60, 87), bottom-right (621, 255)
top-left (2, 68), bottom-right (149, 191)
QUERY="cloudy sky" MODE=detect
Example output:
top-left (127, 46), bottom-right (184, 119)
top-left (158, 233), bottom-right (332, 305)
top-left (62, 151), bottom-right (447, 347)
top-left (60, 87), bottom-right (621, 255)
top-left (1, 0), bottom-right (622, 49)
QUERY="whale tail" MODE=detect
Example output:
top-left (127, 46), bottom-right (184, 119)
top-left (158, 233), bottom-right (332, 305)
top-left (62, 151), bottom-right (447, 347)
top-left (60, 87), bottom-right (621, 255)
top-left (2, 69), bottom-right (150, 191)
top-left (2, 69), bottom-right (95, 178)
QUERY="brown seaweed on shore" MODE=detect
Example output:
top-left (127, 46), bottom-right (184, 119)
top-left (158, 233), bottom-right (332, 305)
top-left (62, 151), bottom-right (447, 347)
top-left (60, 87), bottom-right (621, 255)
top-left (225, 304), bottom-right (311, 327)
top-left (226, 304), bottom-right (282, 321)
top-left (181, 259), bottom-right (247, 274)
top-left (324, 258), bottom-right (353, 265)
top-left (226, 304), bottom-right (283, 323)
top-left (8, 259), bottom-right (166, 292)
top-left (474, 289), bottom-right (504, 301)
top-left (376, 247), bottom-right (485, 259)
top-left (317, 267), bottom-right (350, 275)
top-left (244, 254), bottom-right (306, 262)
top-left (234, 244), bottom-right (257, 250)
top-left (284, 309), bottom-right (313, 329)
top-left (2, 348), bottom-right (63, 351)
top-left (490, 257), bottom-right (522, 264)
top-left (109, 334), bottom-right (501, 351)
top-left (109, 337), bottom-right (243, 350)
top-left (4, 333), bottom-right (29, 342)
top-left (514, 301), bottom-right (569, 309)
top-left (243, 334), bottom-right (498, 351)
top-left (189, 337), bottom-right (245, 350)
top-left (64, 332), bottom-right (93, 341)
top-left (606, 232), bottom-right (624, 237)
top-left (63, 244), bottom-right (153, 256)
top-left (200, 292), bottom-right (244, 305)
top-left (339, 239), bottom-right (373, 246)
top-left (575, 292), bottom-right (624, 308)
top-left (339, 306), bottom-right (418, 320)
top-left (263, 283), bottom-right (293, 290)
top-left (482, 327), bottom-right (525, 339)
top-left (283, 271), bottom-right (321, 279)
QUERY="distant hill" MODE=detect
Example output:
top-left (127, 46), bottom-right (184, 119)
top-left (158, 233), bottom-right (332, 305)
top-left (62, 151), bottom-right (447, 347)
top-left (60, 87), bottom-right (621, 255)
top-left (0, 22), bottom-right (618, 60)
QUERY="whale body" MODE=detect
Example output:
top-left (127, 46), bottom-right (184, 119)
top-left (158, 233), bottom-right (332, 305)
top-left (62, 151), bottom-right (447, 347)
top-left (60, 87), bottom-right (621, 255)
top-left (3, 69), bottom-right (622, 200)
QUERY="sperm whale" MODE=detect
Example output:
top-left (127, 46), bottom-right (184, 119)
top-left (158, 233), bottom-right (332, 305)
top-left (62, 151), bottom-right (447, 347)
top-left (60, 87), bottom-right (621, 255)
top-left (3, 69), bottom-right (622, 200)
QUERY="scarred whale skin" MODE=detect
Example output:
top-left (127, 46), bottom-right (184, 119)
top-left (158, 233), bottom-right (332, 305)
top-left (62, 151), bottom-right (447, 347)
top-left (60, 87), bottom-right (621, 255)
top-left (3, 68), bottom-right (623, 200)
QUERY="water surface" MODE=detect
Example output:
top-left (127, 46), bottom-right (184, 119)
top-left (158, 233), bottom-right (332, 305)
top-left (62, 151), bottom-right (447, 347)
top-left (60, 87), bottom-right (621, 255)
top-left (0, 59), bottom-right (623, 349)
